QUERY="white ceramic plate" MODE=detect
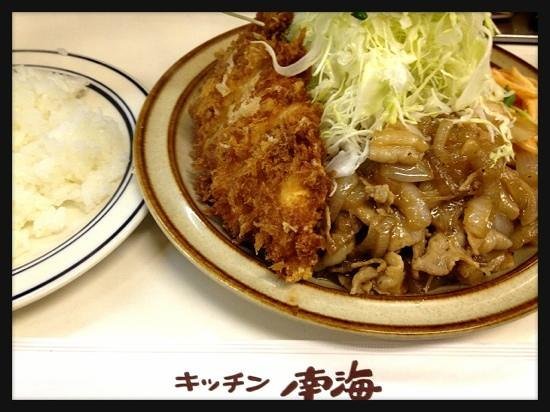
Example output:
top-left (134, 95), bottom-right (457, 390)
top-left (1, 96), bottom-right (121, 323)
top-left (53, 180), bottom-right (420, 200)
top-left (134, 27), bottom-right (537, 338)
top-left (12, 49), bottom-right (148, 310)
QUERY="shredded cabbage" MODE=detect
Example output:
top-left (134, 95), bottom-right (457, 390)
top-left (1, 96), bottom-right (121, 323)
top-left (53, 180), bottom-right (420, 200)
top-left (260, 12), bottom-right (511, 176)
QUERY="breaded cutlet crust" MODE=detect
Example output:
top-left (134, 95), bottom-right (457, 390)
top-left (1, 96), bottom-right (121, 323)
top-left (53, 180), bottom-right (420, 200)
top-left (189, 12), bottom-right (331, 281)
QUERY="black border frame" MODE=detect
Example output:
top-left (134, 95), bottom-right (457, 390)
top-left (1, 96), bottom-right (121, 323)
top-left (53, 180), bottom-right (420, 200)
top-left (5, 2), bottom-right (544, 403)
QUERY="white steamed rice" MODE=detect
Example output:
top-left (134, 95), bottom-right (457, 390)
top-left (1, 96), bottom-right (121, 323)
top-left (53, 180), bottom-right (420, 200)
top-left (12, 66), bottom-right (127, 261)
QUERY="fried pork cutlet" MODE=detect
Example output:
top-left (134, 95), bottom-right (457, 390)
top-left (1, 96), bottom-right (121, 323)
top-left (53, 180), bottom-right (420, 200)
top-left (189, 12), bottom-right (331, 282)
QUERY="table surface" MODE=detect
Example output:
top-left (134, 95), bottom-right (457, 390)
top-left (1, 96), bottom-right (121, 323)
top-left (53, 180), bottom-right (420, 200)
top-left (12, 12), bottom-right (538, 346)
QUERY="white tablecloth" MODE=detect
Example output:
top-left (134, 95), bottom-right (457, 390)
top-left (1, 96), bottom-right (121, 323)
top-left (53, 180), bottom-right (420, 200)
top-left (12, 12), bottom-right (538, 399)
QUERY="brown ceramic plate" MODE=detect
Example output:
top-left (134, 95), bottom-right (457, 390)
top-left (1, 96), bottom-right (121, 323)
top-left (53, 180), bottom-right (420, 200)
top-left (134, 26), bottom-right (538, 339)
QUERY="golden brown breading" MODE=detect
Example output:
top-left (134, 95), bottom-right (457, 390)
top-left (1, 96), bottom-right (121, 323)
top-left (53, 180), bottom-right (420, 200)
top-left (189, 12), bottom-right (331, 281)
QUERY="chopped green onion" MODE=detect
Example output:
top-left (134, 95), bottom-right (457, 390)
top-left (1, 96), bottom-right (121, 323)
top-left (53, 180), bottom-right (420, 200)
top-left (503, 93), bottom-right (516, 107)
top-left (351, 12), bottom-right (368, 20)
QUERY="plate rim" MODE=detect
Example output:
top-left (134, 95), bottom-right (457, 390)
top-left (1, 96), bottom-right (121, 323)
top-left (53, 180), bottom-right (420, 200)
top-left (134, 26), bottom-right (538, 338)
top-left (12, 49), bottom-right (149, 310)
